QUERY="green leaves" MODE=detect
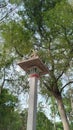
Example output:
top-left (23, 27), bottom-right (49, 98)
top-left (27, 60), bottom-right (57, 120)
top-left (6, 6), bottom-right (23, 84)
top-left (0, 88), bottom-right (22, 130)
top-left (0, 1), bottom-right (73, 129)
top-left (1, 21), bottom-right (33, 55)
top-left (9, 0), bottom-right (21, 4)
top-left (37, 111), bottom-right (53, 130)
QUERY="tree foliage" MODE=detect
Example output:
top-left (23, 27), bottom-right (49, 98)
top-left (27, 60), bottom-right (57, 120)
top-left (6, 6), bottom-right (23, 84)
top-left (37, 111), bottom-right (53, 130)
top-left (0, 0), bottom-right (73, 130)
top-left (0, 88), bottom-right (22, 130)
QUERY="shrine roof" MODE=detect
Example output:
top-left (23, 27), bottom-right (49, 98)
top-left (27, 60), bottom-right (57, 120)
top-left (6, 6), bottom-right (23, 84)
top-left (18, 56), bottom-right (49, 75)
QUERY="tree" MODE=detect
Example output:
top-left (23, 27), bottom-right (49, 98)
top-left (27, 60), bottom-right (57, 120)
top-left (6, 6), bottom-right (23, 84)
top-left (20, 1), bottom-right (73, 130)
top-left (0, 88), bottom-right (23, 130)
top-left (0, 0), bottom-right (73, 130)
top-left (37, 111), bottom-right (53, 130)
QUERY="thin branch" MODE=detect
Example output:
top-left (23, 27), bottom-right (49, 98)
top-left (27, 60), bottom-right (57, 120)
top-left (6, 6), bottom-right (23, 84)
top-left (14, 47), bottom-right (23, 57)
top-left (57, 71), bottom-right (64, 81)
top-left (0, 6), bottom-right (18, 24)
top-left (43, 82), bottom-right (51, 91)
top-left (0, 4), bottom-right (7, 8)
top-left (0, 1), bottom-right (8, 8)
top-left (60, 81), bottom-right (73, 93)
top-left (1, 67), bottom-right (6, 91)
top-left (5, 79), bottom-right (15, 82)
top-left (57, 57), bottom-right (72, 81)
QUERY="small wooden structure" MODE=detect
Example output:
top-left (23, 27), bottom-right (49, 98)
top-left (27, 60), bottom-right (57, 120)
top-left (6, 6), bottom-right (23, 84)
top-left (18, 56), bottom-right (49, 76)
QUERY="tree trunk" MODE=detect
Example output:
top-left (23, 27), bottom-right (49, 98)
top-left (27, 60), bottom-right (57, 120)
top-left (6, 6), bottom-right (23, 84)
top-left (56, 95), bottom-right (70, 130)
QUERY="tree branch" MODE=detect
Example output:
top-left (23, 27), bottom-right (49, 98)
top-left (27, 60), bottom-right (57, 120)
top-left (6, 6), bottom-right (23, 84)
top-left (0, 4), bottom-right (7, 8)
top-left (60, 81), bottom-right (73, 93)
top-left (43, 82), bottom-right (51, 91)
top-left (14, 47), bottom-right (23, 57)
top-left (57, 57), bottom-right (72, 81)
top-left (0, 67), bottom-right (6, 94)
top-left (0, 6), bottom-right (18, 24)
top-left (57, 71), bottom-right (64, 81)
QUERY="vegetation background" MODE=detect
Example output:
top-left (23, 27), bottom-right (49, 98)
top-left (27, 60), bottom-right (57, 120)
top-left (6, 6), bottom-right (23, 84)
top-left (0, 0), bottom-right (73, 130)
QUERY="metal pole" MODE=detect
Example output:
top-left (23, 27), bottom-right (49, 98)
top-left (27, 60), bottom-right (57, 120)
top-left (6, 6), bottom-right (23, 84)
top-left (27, 74), bottom-right (39, 130)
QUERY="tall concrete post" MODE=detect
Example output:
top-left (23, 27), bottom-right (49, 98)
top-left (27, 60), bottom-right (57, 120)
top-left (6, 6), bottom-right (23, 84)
top-left (27, 74), bottom-right (39, 130)
top-left (18, 56), bottom-right (49, 130)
